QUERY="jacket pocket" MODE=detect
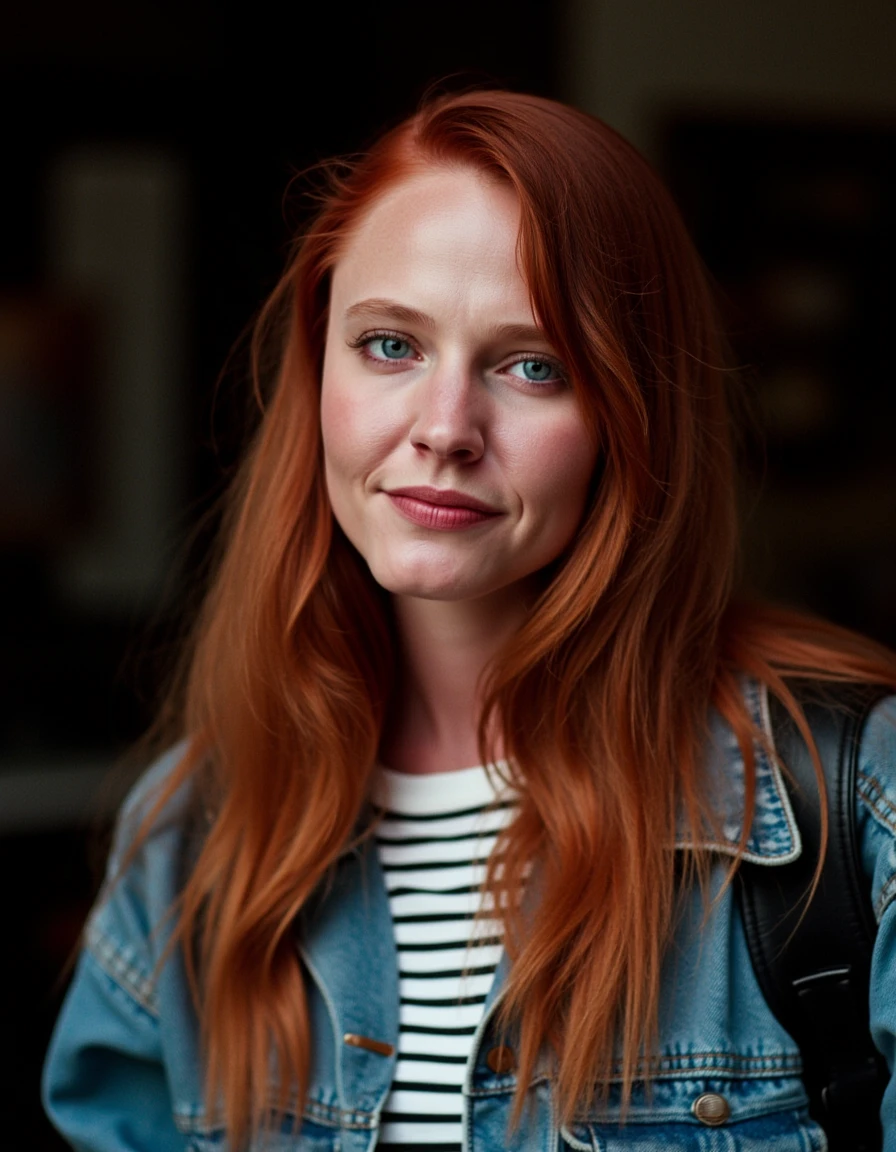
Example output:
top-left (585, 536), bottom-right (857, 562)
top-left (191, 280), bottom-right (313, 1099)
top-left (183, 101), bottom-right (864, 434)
top-left (559, 1076), bottom-right (827, 1151)
top-left (183, 1118), bottom-right (341, 1152)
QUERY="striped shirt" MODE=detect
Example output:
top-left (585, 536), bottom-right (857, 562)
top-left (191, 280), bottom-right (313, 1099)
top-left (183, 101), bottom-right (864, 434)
top-left (371, 763), bottom-right (515, 1151)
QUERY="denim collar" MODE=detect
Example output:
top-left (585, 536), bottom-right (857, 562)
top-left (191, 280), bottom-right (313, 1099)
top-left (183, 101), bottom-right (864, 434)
top-left (676, 676), bottom-right (801, 865)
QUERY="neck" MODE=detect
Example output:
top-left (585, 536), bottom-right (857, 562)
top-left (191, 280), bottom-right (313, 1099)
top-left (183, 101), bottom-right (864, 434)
top-left (380, 589), bottom-right (528, 775)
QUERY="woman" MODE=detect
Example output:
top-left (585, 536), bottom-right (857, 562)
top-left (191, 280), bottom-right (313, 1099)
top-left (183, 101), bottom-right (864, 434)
top-left (43, 89), bottom-right (896, 1151)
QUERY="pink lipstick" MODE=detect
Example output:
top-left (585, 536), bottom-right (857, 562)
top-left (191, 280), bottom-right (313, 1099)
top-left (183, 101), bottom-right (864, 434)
top-left (385, 486), bottom-right (501, 530)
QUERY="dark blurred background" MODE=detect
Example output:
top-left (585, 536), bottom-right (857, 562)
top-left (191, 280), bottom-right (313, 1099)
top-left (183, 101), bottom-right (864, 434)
top-left (2, 0), bottom-right (894, 1144)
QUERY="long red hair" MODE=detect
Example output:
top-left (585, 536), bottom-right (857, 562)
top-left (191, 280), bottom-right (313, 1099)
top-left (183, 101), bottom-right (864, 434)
top-left (139, 90), bottom-right (896, 1141)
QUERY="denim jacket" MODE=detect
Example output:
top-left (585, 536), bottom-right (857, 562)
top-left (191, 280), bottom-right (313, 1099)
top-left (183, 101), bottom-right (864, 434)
top-left (43, 683), bottom-right (896, 1151)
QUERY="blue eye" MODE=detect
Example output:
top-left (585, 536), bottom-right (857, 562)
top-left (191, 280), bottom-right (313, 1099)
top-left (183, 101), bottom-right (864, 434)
top-left (523, 360), bottom-right (553, 381)
top-left (371, 336), bottom-right (413, 360)
top-left (508, 358), bottom-right (564, 384)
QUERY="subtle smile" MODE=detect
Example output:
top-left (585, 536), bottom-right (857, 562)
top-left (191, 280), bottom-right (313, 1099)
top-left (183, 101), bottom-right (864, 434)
top-left (385, 486), bottom-right (502, 530)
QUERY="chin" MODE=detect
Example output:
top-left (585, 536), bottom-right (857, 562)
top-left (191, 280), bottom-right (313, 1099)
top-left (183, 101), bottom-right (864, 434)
top-left (374, 576), bottom-right (485, 602)
top-left (365, 560), bottom-right (499, 603)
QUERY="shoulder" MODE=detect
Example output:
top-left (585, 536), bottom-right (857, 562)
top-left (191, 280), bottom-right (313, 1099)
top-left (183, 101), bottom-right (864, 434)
top-left (696, 681), bottom-right (896, 881)
top-left (43, 745), bottom-right (205, 1149)
top-left (855, 696), bottom-right (896, 923)
top-left (689, 676), bottom-right (803, 863)
top-left (101, 739), bottom-right (203, 898)
top-left (857, 695), bottom-right (896, 794)
top-left (87, 741), bottom-right (205, 1008)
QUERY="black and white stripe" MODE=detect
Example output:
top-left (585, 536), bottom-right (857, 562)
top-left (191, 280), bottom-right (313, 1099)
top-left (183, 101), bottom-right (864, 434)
top-left (372, 764), bottom-right (514, 1151)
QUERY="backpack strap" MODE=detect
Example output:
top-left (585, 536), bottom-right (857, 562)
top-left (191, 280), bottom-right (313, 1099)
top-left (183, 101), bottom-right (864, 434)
top-left (736, 682), bottom-right (889, 1152)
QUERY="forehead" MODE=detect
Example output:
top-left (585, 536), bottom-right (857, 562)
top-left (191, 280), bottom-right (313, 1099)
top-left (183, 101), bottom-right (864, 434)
top-left (329, 165), bottom-right (529, 318)
top-left (349, 163), bottom-right (518, 243)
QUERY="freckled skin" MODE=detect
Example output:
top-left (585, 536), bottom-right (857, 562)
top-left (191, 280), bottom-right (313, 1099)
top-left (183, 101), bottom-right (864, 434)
top-left (319, 166), bottom-right (598, 609)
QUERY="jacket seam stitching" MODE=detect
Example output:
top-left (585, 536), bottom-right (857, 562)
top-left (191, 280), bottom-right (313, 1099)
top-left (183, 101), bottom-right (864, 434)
top-left (608, 1052), bottom-right (803, 1079)
top-left (172, 1102), bottom-right (371, 1135)
top-left (857, 769), bottom-right (896, 836)
top-left (875, 874), bottom-right (896, 922)
top-left (86, 917), bottom-right (159, 1018)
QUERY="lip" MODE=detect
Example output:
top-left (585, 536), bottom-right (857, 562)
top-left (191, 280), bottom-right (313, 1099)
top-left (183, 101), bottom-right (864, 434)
top-left (385, 486), bottom-right (501, 514)
top-left (384, 486), bottom-right (502, 530)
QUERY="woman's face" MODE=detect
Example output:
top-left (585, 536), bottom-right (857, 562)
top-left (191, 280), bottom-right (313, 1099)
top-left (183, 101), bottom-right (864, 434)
top-left (320, 165), bottom-right (597, 607)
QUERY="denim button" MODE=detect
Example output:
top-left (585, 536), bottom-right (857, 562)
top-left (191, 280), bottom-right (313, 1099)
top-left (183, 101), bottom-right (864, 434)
top-left (693, 1092), bottom-right (730, 1126)
top-left (486, 1045), bottom-right (516, 1074)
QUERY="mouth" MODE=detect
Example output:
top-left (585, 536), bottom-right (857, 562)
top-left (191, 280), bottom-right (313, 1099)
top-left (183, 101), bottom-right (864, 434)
top-left (384, 486), bottom-right (502, 529)
top-left (385, 486), bottom-right (501, 514)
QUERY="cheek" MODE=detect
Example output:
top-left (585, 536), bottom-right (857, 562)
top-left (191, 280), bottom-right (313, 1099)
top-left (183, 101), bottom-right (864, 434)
top-left (320, 382), bottom-right (363, 543)
top-left (320, 375), bottom-right (404, 489)
top-left (319, 377), bottom-right (355, 471)
top-left (320, 381), bottom-right (379, 485)
top-left (519, 417), bottom-right (598, 521)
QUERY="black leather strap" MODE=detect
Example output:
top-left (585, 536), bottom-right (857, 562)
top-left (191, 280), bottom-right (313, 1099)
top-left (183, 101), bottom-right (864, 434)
top-left (736, 683), bottom-right (889, 1152)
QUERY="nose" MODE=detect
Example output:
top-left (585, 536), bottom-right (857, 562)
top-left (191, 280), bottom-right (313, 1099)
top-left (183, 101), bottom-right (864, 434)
top-left (409, 367), bottom-right (485, 462)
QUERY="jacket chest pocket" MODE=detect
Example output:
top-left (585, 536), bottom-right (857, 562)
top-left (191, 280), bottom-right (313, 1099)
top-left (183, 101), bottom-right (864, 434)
top-left (559, 1077), bottom-right (828, 1152)
top-left (183, 1118), bottom-right (342, 1152)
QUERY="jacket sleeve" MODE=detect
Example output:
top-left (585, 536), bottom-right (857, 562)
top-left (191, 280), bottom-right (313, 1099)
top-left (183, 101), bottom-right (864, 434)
top-left (42, 948), bottom-right (184, 1152)
top-left (857, 696), bottom-right (896, 1148)
top-left (42, 749), bottom-right (192, 1152)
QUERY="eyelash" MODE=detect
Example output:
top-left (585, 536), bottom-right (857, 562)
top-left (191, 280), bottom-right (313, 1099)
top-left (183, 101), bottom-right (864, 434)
top-left (348, 330), bottom-right (419, 364)
top-left (347, 329), bottom-right (568, 386)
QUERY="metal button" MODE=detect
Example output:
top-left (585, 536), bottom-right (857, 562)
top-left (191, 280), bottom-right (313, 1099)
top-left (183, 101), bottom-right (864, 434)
top-left (485, 1045), bottom-right (516, 1074)
top-left (693, 1092), bottom-right (730, 1126)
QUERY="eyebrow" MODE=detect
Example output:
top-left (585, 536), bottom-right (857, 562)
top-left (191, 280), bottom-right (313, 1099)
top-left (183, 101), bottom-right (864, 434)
top-left (343, 297), bottom-right (551, 347)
